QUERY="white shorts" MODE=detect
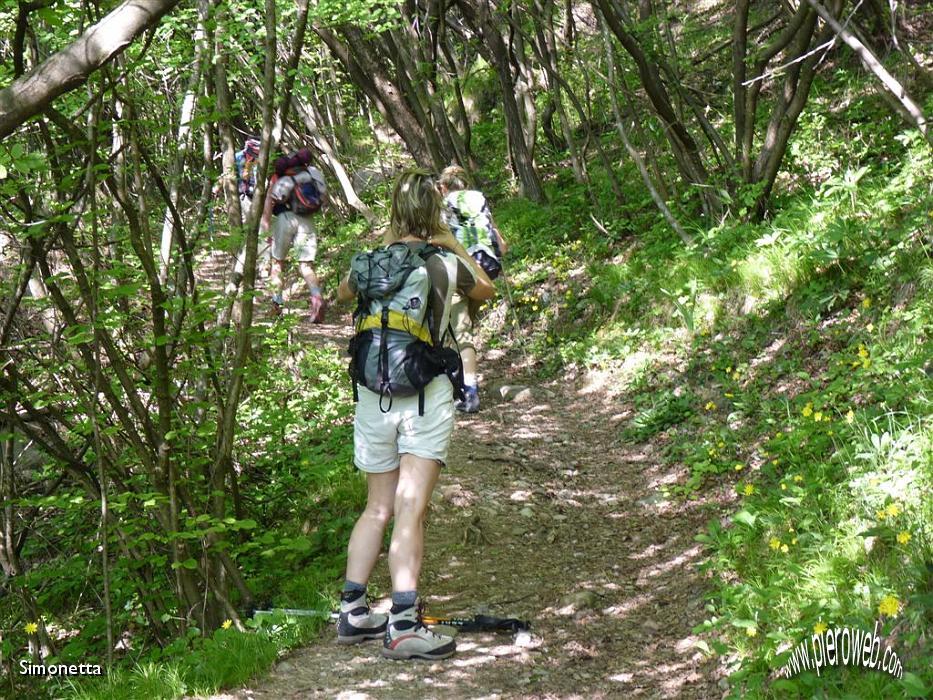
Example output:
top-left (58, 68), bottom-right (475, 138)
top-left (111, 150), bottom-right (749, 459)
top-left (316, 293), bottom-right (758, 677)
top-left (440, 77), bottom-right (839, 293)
top-left (353, 375), bottom-right (455, 473)
top-left (271, 210), bottom-right (317, 262)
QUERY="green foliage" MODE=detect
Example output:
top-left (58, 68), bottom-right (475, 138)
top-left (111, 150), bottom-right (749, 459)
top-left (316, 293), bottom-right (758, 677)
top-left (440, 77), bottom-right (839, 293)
top-left (309, 0), bottom-right (401, 31)
top-left (622, 389), bottom-right (695, 442)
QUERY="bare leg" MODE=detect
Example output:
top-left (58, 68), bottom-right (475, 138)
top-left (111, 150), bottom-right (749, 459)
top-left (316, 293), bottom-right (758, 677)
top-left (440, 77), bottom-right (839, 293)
top-left (345, 470), bottom-right (398, 585)
top-left (460, 347), bottom-right (478, 387)
top-left (298, 261), bottom-right (321, 296)
top-left (269, 258), bottom-right (287, 301)
top-left (388, 454), bottom-right (441, 592)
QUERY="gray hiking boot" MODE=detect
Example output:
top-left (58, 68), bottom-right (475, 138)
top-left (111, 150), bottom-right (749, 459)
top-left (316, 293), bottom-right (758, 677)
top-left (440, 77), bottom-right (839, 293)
top-left (336, 591), bottom-right (387, 644)
top-left (382, 603), bottom-right (456, 660)
top-left (455, 386), bottom-right (480, 414)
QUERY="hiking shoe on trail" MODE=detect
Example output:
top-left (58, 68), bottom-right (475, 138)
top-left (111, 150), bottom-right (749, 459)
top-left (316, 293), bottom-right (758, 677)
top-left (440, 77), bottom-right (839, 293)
top-left (455, 386), bottom-right (480, 414)
top-left (336, 591), bottom-right (387, 644)
top-left (382, 603), bottom-right (456, 660)
top-left (309, 295), bottom-right (326, 324)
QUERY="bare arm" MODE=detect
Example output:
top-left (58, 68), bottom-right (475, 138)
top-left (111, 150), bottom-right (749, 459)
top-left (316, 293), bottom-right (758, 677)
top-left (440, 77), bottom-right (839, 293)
top-left (430, 230), bottom-right (496, 301)
top-left (488, 212), bottom-right (508, 256)
top-left (337, 274), bottom-right (355, 302)
top-left (259, 188), bottom-right (274, 233)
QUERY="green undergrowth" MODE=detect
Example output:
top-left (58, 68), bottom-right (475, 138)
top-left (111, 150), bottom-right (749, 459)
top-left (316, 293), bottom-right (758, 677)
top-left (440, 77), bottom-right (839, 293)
top-left (18, 317), bottom-right (366, 700)
top-left (461, 89), bottom-right (933, 697)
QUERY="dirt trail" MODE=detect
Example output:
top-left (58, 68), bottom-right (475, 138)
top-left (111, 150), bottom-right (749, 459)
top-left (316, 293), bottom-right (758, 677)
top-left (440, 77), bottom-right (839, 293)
top-left (195, 295), bottom-right (726, 699)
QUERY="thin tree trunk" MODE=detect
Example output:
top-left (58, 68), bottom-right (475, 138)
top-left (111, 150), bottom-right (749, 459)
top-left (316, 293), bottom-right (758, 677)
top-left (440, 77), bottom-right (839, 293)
top-left (458, 0), bottom-right (546, 202)
top-left (158, 8), bottom-right (207, 286)
top-left (316, 26), bottom-right (436, 168)
top-left (290, 96), bottom-right (376, 223)
top-left (601, 23), bottom-right (691, 244)
top-left (0, 0), bottom-right (182, 139)
top-left (806, 0), bottom-right (931, 146)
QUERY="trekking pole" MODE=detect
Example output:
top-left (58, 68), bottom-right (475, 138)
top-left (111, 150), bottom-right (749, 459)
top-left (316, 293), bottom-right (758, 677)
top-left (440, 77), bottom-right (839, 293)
top-left (252, 608), bottom-right (530, 634)
top-left (253, 608), bottom-right (336, 621)
top-left (420, 613), bottom-right (531, 633)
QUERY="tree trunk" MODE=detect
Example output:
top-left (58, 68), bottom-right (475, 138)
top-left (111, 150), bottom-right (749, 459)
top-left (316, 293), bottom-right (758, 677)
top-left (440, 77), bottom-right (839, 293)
top-left (316, 26), bottom-right (437, 168)
top-left (806, 0), bottom-right (931, 146)
top-left (459, 0), bottom-right (546, 202)
top-left (0, 0), bottom-right (181, 139)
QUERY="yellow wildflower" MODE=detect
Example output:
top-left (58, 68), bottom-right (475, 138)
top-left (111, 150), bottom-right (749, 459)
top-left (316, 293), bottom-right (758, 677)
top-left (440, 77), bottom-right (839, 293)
top-left (746, 626), bottom-right (757, 637)
top-left (780, 544), bottom-right (789, 553)
top-left (222, 619), bottom-right (232, 630)
top-left (858, 345), bottom-right (869, 358)
top-left (886, 503), bottom-right (900, 518)
top-left (25, 622), bottom-right (38, 634)
top-left (814, 621), bottom-right (827, 635)
top-left (802, 403), bottom-right (813, 417)
top-left (793, 475), bottom-right (803, 482)
top-left (897, 531), bottom-right (911, 545)
top-left (735, 464), bottom-right (744, 471)
top-left (705, 401), bottom-right (716, 411)
top-left (732, 372), bottom-right (741, 381)
top-left (791, 538), bottom-right (798, 545)
top-left (813, 411), bottom-right (823, 422)
top-left (725, 392), bottom-right (734, 398)
top-left (862, 297), bottom-right (871, 308)
top-left (780, 483), bottom-right (787, 490)
top-left (878, 595), bottom-right (899, 617)
top-left (744, 484), bottom-right (755, 496)
top-left (769, 537), bottom-right (781, 550)
top-left (845, 410), bottom-right (855, 424)
top-left (866, 323), bottom-right (874, 332)
top-left (876, 509), bottom-right (887, 521)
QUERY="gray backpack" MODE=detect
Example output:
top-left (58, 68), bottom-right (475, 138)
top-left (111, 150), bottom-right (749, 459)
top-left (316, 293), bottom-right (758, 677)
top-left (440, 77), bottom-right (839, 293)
top-left (347, 242), bottom-right (464, 415)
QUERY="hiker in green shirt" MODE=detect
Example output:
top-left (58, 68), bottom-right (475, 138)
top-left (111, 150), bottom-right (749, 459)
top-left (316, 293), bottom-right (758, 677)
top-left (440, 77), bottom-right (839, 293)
top-left (438, 165), bottom-right (509, 413)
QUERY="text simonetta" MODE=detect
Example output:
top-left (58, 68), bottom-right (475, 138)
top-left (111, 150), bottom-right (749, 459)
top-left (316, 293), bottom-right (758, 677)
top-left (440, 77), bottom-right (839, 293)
top-left (19, 660), bottom-right (103, 676)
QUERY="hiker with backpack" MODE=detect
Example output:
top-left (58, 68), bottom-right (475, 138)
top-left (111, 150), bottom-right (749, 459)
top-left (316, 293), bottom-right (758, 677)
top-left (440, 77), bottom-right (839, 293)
top-left (334, 169), bottom-right (495, 660)
top-left (259, 147), bottom-right (327, 321)
top-left (234, 137), bottom-right (261, 210)
top-left (437, 165), bottom-right (509, 413)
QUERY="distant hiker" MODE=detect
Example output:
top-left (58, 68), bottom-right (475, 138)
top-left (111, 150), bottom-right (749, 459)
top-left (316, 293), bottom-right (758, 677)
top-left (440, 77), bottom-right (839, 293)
top-left (215, 137), bottom-right (271, 288)
top-left (335, 169), bottom-right (495, 660)
top-left (260, 147), bottom-right (327, 321)
top-left (234, 137), bottom-right (261, 209)
top-left (438, 165), bottom-right (508, 413)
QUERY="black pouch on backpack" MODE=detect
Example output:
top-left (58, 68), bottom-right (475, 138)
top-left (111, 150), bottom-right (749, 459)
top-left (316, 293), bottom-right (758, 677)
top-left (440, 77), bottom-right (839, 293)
top-left (471, 249), bottom-right (502, 280)
top-left (436, 346), bottom-right (466, 401)
top-left (402, 343), bottom-right (466, 402)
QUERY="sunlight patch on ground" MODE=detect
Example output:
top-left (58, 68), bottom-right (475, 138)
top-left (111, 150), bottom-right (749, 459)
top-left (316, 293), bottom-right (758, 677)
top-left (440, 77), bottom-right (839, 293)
top-left (600, 593), bottom-right (653, 618)
top-left (335, 691), bottom-right (375, 700)
top-left (452, 654), bottom-right (497, 668)
top-left (578, 351), bottom-right (653, 398)
top-left (637, 545), bottom-right (704, 580)
top-left (608, 671), bottom-right (635, 683)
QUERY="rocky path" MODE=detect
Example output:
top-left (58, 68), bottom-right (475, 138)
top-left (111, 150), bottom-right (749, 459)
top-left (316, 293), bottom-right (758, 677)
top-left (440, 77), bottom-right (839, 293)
top-left (199, 301), bottom-right (725, 699)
